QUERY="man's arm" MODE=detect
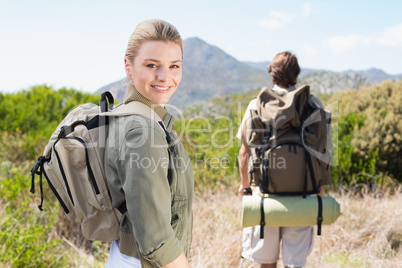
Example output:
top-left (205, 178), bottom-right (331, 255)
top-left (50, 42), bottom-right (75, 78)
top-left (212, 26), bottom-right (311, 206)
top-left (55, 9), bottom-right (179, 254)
top-left (238, 140), bottom-right (251, 195)
top-left (318, 186), bottom-right (325, 197)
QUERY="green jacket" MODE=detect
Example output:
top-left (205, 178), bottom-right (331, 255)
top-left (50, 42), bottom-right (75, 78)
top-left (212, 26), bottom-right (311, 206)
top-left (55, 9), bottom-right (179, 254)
top-left (105, 88), bottom-right (194, 267)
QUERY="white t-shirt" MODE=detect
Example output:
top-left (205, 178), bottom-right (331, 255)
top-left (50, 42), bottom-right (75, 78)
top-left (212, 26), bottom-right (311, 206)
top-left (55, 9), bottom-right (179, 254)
top-left (106, 240), bottom-right (141, 268)
top-left (236, 98), bottom-right (257, 140)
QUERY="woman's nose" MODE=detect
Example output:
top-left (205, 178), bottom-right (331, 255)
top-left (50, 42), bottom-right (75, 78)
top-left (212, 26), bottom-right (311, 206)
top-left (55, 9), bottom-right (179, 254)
top-left (156, 67), bottom-right (167, 81)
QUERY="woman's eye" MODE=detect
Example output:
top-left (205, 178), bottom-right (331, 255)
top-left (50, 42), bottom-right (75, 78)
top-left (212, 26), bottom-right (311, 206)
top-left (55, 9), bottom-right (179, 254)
top-left (147, 64), bottom-right (157, 68)
top-left (171, 65), bottom-right (181, 69)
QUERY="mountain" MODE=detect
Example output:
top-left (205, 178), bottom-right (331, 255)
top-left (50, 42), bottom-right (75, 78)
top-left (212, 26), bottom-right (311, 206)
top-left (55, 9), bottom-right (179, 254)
top-left (96, 37), bottom-right (271, 108)
top-left (297, 71), bottom-right (371, 95)
top-left (242, 61), bottom-right (270, 72)
top-left (175, 37), bottom-right (270, 107)
top-left (243, 61), bottom-right (326, 77)
top-left (346, 68), bottom-right (402, 82)
top-left (243, 62), bottom-right (402, 82)
top-left (97, 37), bottom-right (401, 108)
top-left (297, 68), bottom-right (402, 95)
top-left (244, 62), bottom-right (402, 95)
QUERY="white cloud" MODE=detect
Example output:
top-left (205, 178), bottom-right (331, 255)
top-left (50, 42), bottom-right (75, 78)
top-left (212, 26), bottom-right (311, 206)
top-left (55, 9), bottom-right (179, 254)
top-left (375, 23), bottom-right (402, 47)
top-left (259, 2), bottom-right (315, 30)
top-left (301, 44), bottom-right (317, 57)
top-left (259, 11), bottom-right (292, 30)
top-left (302, 2), bottom-right (312, 17)
top-left (263, 39), bottom-right (275, 46)
top-left (326, 34), bottom-right (370, 55)
top-left (326, 23), bottom-right (402, 55)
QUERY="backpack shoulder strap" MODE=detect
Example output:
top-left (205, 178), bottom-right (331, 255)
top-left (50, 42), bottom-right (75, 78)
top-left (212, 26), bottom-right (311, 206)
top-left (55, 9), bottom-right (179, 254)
top-left (308, 94), bottom-right (324, 109)
top-left (101, 101), bottom-right (165, 130)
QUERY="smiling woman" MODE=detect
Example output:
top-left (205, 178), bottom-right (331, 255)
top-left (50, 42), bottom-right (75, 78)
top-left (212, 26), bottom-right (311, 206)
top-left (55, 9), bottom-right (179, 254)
top-left (124, 40), bottom-right (183, 105)
top-left (104, 19), bottom-right (194, 268)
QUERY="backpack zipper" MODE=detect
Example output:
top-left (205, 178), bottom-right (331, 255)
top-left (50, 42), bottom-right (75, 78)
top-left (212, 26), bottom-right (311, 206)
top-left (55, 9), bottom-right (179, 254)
top-left (53, 139), bottom-right (75, 206)
top-left (42, 168), bottom-right (70, 214)
top-left (62, 136), bottom-right (101, 195)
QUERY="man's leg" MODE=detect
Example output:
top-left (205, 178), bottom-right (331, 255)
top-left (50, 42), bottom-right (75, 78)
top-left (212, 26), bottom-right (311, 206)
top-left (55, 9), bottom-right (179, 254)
top-left (261, 263), bottom-right (277, 268)
top-left (242, 225), bottom-right (281, 267)
top-left (281, 226), bottom-right (314, 268)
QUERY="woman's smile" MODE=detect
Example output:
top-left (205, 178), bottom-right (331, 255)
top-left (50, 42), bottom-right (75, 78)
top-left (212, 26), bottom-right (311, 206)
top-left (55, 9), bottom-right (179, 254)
top-left (151, 85), bottom-right (171, 93)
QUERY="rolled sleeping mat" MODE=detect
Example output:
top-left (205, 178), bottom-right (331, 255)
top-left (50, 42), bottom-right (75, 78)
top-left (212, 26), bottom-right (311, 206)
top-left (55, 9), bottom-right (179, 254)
top-left (242, 195), bottom-right (341, 228)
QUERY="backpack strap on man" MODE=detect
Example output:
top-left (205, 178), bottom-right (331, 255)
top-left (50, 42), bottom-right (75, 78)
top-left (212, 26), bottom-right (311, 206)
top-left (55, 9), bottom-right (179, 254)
top-left (304, 147), bottom-right (323, 238)
top-left (259, 196), bottom-right (265, 239)
top-left (248, 109), bottom-right (258, 187)
top-left (303, 150), bottom-right (319, 198)
top-left (317, 195), bottom-right (323, 236)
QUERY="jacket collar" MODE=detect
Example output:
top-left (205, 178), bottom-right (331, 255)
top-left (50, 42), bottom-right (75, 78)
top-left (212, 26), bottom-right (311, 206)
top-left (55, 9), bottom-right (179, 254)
top-left (123, 84), bottom-right (167, 120)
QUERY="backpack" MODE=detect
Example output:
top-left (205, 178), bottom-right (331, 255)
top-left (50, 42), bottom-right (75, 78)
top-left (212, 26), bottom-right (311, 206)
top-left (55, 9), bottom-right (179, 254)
top-left (245, 85), bottom-right (332, 235)
top-left (30, 91), bottom-right (166, 242)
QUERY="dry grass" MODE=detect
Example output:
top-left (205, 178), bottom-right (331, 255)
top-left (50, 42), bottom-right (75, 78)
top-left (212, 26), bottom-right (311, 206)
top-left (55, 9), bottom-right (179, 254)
top-left (6, 184), bottom-right (399, 267)
top-left (190, 186), bottom-right (402, 268)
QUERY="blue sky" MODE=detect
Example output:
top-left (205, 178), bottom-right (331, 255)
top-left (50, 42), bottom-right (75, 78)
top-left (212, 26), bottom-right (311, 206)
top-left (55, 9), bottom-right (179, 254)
top-left (1, 0), bottom-right (401, 93)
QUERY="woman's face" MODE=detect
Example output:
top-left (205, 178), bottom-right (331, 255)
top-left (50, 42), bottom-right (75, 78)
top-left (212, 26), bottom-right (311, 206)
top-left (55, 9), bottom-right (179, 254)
top-left (125, 40), bottom-right (182, 105)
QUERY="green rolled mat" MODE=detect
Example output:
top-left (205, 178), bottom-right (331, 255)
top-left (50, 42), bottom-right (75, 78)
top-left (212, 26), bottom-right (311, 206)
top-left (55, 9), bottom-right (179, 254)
top-left (242, 195), bottom-right (341, 228)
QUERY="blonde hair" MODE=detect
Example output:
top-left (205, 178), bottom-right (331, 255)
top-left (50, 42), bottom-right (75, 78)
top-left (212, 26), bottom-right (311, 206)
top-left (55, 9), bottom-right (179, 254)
top-left (125, 19), bottom-right (183, 64)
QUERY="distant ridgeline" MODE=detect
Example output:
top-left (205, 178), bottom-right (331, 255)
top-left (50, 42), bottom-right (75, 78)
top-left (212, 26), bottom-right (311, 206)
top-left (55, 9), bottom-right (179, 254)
top-left (96, 37), bottom-right (402, 109)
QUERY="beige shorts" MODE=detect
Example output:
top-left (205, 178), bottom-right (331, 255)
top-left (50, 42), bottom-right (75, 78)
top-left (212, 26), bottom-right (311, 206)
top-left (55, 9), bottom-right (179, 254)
top-left (242, 225), bottom-right (314, 267)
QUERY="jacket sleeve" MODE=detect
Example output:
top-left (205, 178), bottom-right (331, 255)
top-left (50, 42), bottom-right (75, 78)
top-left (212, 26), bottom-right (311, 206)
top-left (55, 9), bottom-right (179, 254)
top-left (115, 121), bottom-right (183, 266)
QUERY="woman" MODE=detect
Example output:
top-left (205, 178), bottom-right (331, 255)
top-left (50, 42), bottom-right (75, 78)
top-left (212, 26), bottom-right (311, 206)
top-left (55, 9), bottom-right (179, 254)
top-left (105, 19), bottom-right (194, 268)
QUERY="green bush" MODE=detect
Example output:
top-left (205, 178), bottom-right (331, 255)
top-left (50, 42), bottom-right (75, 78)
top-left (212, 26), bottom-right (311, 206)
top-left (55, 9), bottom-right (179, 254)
top-left (0, 130), bottom-right (47, 165)
top-left (0, 161), bottom-right (109, 267)
top-left (330, 113), bottom-right (382, 189)
top-left (0, 199), bottom-right (66, 267)
top-left (328, 80), bottom-right (402, 181)
top-left (0, 162), bottom-right (67, 267)
top-left (176, 114), bottom-right (242, 191)
top-left (0, 85), bottom-right (113, 266)
top-left (0, 85), bottom-right (100, 140)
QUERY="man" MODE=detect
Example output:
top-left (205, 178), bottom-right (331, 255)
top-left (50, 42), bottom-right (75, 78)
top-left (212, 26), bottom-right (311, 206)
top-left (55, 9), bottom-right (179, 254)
top-left (237, 51), bottom-right (330, 268)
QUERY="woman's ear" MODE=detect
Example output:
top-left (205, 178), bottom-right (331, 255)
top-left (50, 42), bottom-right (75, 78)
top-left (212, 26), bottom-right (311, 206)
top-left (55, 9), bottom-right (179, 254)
top-left (124, 58), bottom-right (131, 77)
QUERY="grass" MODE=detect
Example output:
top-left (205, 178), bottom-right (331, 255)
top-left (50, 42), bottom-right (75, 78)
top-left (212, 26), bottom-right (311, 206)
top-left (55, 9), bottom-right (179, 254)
top-left (190, 186), bottom-right (402, 268)
top-left (1, 169), bottom-right (401, 267)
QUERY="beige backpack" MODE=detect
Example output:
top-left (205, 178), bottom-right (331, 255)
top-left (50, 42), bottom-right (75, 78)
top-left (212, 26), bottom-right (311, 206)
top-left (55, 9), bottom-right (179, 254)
top-left (245, 85), bottom-right (332, 236)
top-left (30, 92), bottom-right (166, 242)
top-left (246, 85), bottom-right (332, 196)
